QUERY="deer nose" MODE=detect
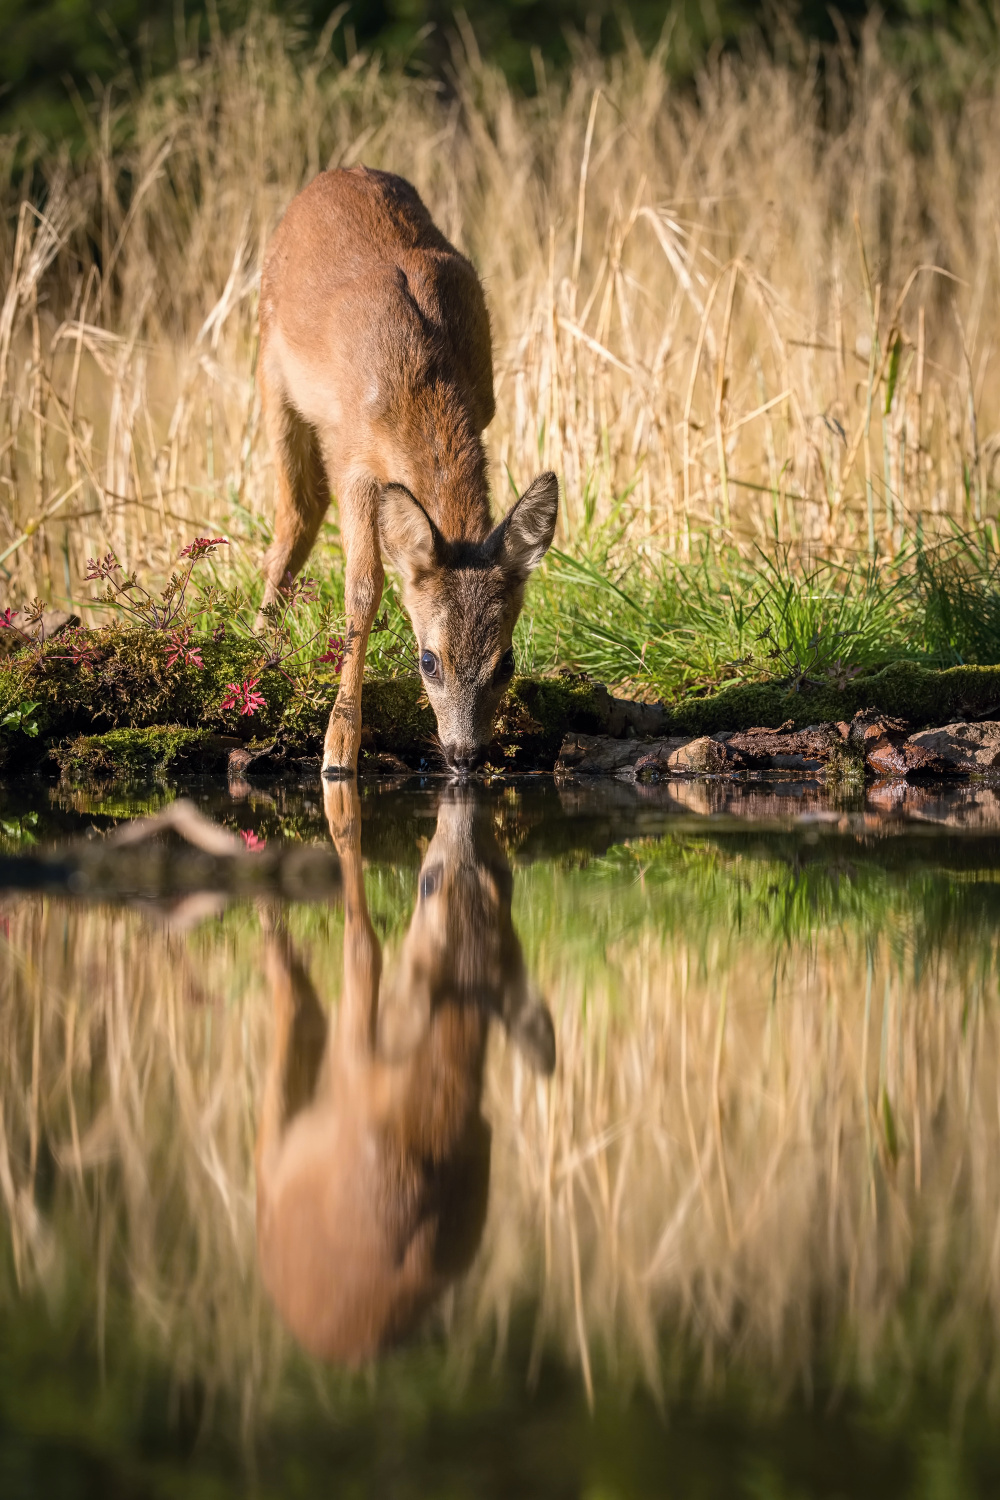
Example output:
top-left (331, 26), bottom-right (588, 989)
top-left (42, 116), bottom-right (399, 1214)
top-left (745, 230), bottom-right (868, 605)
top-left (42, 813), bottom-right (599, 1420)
top-left (446, 743), bottom-right (486, 776)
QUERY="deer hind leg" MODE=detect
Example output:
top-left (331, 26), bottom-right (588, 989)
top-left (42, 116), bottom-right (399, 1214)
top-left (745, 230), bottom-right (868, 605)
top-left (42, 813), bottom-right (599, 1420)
top-left (255, 919), bottom-right (329, 1177)
top-left (259, 367), bottom-right (330, 621)
top-left (320, 467), bottom-right (384, 777)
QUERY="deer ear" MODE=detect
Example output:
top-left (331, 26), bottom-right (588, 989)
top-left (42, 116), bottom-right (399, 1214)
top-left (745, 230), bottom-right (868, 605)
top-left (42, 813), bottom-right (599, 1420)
top-left (495, 472), bottom-right (559, 581)
top-left (379, 484), bottom-right (440, 582)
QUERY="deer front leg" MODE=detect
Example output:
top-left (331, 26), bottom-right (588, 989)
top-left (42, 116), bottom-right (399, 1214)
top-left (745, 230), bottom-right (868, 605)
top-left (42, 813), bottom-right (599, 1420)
top-left (323, 471), bottom-right (383, 778)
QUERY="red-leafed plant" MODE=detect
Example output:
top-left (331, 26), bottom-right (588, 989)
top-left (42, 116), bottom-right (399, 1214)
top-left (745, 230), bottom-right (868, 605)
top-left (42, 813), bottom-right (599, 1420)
top-left (220, 677), bottom-right (267, 716)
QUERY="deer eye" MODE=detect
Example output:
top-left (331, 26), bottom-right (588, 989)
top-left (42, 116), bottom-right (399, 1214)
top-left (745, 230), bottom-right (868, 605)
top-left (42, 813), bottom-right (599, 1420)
top-left (420, 866), bottom-right (441, 900)
top-left (419, 649), bottom-right (440, 679)
top-left (495, 647), bottom-right (516, 683)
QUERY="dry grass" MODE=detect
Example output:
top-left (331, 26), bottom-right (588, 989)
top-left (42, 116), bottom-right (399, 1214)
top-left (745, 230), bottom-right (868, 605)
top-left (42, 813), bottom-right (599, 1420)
top-left (1, 16), bottom-right (999, 611)
top-left (2, 845), bottom-right (999, 1417)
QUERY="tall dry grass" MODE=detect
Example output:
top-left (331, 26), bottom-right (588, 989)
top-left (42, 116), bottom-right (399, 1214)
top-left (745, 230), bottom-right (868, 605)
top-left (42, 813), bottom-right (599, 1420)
top-left (2, 850), bottom-right (999, 1416)
top-left (1, 15), bottom-right (999, 609)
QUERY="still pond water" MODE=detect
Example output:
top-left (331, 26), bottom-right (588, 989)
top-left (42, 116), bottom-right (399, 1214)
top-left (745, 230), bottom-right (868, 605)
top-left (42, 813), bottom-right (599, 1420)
top-left (2, 772), bottom-right (1000, 1498)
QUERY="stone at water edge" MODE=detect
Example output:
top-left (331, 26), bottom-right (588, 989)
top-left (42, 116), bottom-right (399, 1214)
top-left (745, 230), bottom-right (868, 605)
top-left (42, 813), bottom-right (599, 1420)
top-left (657, 736), bottom-right (732, 774)
top-left (556, 733), bottom-right (736, 777)
top-left (907, 722), bottom-right (1000, 771)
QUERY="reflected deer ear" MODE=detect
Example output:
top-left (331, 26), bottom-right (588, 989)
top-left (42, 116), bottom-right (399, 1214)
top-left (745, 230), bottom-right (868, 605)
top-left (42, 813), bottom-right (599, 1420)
top-left (507, 983), bottom-right (556, 1076)
top-left (493, 471), bottom-right (559, 581)
top-left (379, 484), bottom-right (440, 582)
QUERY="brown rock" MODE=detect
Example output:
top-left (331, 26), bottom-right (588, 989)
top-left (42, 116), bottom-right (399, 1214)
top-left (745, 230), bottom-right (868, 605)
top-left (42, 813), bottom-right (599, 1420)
top-left (906, 722), bottom-right (1000, 772)
top-left (556, 732), bottom-right (746, 778)
top-left (605, 696), bottom-right (670, 738)
top-left (557, 732), bottom-right (748, 777)
top-left (228, 741), bottom-right (288, 778)
top-left (866, 738), bottom-right (947, 778)
top-left (663, 736), bottom-right (733, 774)
top-left (556, 732), bottom-right (691, 776)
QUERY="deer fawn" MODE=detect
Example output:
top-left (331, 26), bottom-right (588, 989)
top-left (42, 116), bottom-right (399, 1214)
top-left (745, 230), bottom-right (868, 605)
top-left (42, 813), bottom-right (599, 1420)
top-left (254, 782), bottom-right (555, 1365)
top-left (258, 166), bottom-right (559, 777)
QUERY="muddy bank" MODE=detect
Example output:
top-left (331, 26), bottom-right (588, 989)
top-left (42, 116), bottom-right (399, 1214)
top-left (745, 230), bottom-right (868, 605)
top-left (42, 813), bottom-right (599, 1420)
top-left (4, 627), bottom-right (1000, 784)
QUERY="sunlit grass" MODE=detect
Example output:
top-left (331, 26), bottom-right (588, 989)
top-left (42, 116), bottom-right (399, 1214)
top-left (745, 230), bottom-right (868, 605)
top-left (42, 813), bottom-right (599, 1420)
top-left (202, 499), bottom-right (1000, 701)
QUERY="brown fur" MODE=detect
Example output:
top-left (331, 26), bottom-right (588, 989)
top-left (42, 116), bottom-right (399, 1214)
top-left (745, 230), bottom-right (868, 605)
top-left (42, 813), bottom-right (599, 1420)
top-left (258, 166), bottom-right (558, 774)
top-left (254, 782), bottom-right (555, 1366)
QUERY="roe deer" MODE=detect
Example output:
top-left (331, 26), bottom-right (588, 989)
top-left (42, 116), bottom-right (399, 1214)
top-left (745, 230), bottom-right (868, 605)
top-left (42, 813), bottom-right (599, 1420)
top-left (258, 166), bottom-right (559, 776)
top-left (254, 782), bottom-right (555, 1365)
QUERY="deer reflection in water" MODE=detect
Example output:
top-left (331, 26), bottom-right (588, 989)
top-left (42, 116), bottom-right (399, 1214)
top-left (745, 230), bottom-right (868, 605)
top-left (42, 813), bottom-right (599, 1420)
top-left (255, 783), bottom-right (555, 1365)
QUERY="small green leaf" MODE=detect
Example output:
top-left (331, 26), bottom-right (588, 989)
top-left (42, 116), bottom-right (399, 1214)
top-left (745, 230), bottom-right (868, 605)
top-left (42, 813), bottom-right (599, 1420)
top-left (1, 699), bottom-right (42, 735)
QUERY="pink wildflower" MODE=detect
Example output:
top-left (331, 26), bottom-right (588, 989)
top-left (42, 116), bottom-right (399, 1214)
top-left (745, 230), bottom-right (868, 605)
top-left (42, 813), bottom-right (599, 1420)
top-left (318, 634), bottom-right (346, 673)
top-left (220, 677), bottom-right (266, 716)
top-left (180, 537), bottom-right (228, 560)
top-left (240, 829), bottom-right (267, 851)
top-left (165, 627), bottom-right (205, 671)
top-left (0, 608), bottom-right (18, 628)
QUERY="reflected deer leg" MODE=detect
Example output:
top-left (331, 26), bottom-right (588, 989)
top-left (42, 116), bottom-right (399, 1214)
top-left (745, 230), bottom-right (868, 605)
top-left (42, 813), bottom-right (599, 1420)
top-left (255, 915), bottom-right (329, 1177)
top-left (323, 780), bottom-right (382, 1058)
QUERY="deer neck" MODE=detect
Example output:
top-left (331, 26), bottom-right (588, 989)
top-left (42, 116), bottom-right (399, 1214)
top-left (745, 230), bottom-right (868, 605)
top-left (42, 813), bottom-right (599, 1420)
top-left (389, 382), bottom-right (492, 543)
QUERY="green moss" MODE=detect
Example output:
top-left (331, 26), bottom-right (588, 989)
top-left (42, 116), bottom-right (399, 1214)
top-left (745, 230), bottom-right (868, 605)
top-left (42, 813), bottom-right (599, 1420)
top-left (662, 662), bottom-right (1000, 735)
top-left (0, 629), bottom-right (290, 740)
top-left (53, 727), bottom-right (236, 782)
top-left (493, 677), bottom-right (615, 766)
top-left (360, 676), bottom-right (436, 756)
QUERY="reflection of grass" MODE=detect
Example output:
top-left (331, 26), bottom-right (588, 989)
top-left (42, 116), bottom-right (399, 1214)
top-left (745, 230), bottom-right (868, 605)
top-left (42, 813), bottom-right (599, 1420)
top-left (2, 837), bottom-right (1000, 1459)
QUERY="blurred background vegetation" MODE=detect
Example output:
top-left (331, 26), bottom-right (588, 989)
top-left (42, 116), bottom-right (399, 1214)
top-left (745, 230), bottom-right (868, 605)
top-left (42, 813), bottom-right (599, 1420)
top-left (3, 0), bottom-right (999, 143)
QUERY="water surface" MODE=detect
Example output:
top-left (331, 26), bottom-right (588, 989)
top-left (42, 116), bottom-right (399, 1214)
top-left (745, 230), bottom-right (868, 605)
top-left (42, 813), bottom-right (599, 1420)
top-left (2, 774), bottom-right (1000, 1497)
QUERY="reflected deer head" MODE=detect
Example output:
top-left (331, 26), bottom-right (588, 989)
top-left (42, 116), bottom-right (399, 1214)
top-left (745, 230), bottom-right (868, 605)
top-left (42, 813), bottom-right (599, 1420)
top-left (254, 782), bottom-right (554, 1366)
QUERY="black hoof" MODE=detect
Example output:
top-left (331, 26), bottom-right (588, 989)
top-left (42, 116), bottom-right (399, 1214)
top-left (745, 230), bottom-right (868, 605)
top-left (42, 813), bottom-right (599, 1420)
top-left (322, 765), bottom-right (356, 781)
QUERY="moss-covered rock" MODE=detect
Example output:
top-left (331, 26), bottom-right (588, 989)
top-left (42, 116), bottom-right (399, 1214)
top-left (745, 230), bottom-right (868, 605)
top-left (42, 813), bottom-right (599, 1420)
top-left (359, 677), bottom-right (436, 759)
top-left (660, 662), bottom-right (1000, 735)
top-left (0, 628), bottom-right (291, 751)
top-left (52, 727), bottom-right (239, 781)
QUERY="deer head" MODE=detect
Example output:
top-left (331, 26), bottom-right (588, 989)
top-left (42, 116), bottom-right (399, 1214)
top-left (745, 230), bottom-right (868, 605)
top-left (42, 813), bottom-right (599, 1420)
top-left (379, 472), bottom-right (559, 774)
